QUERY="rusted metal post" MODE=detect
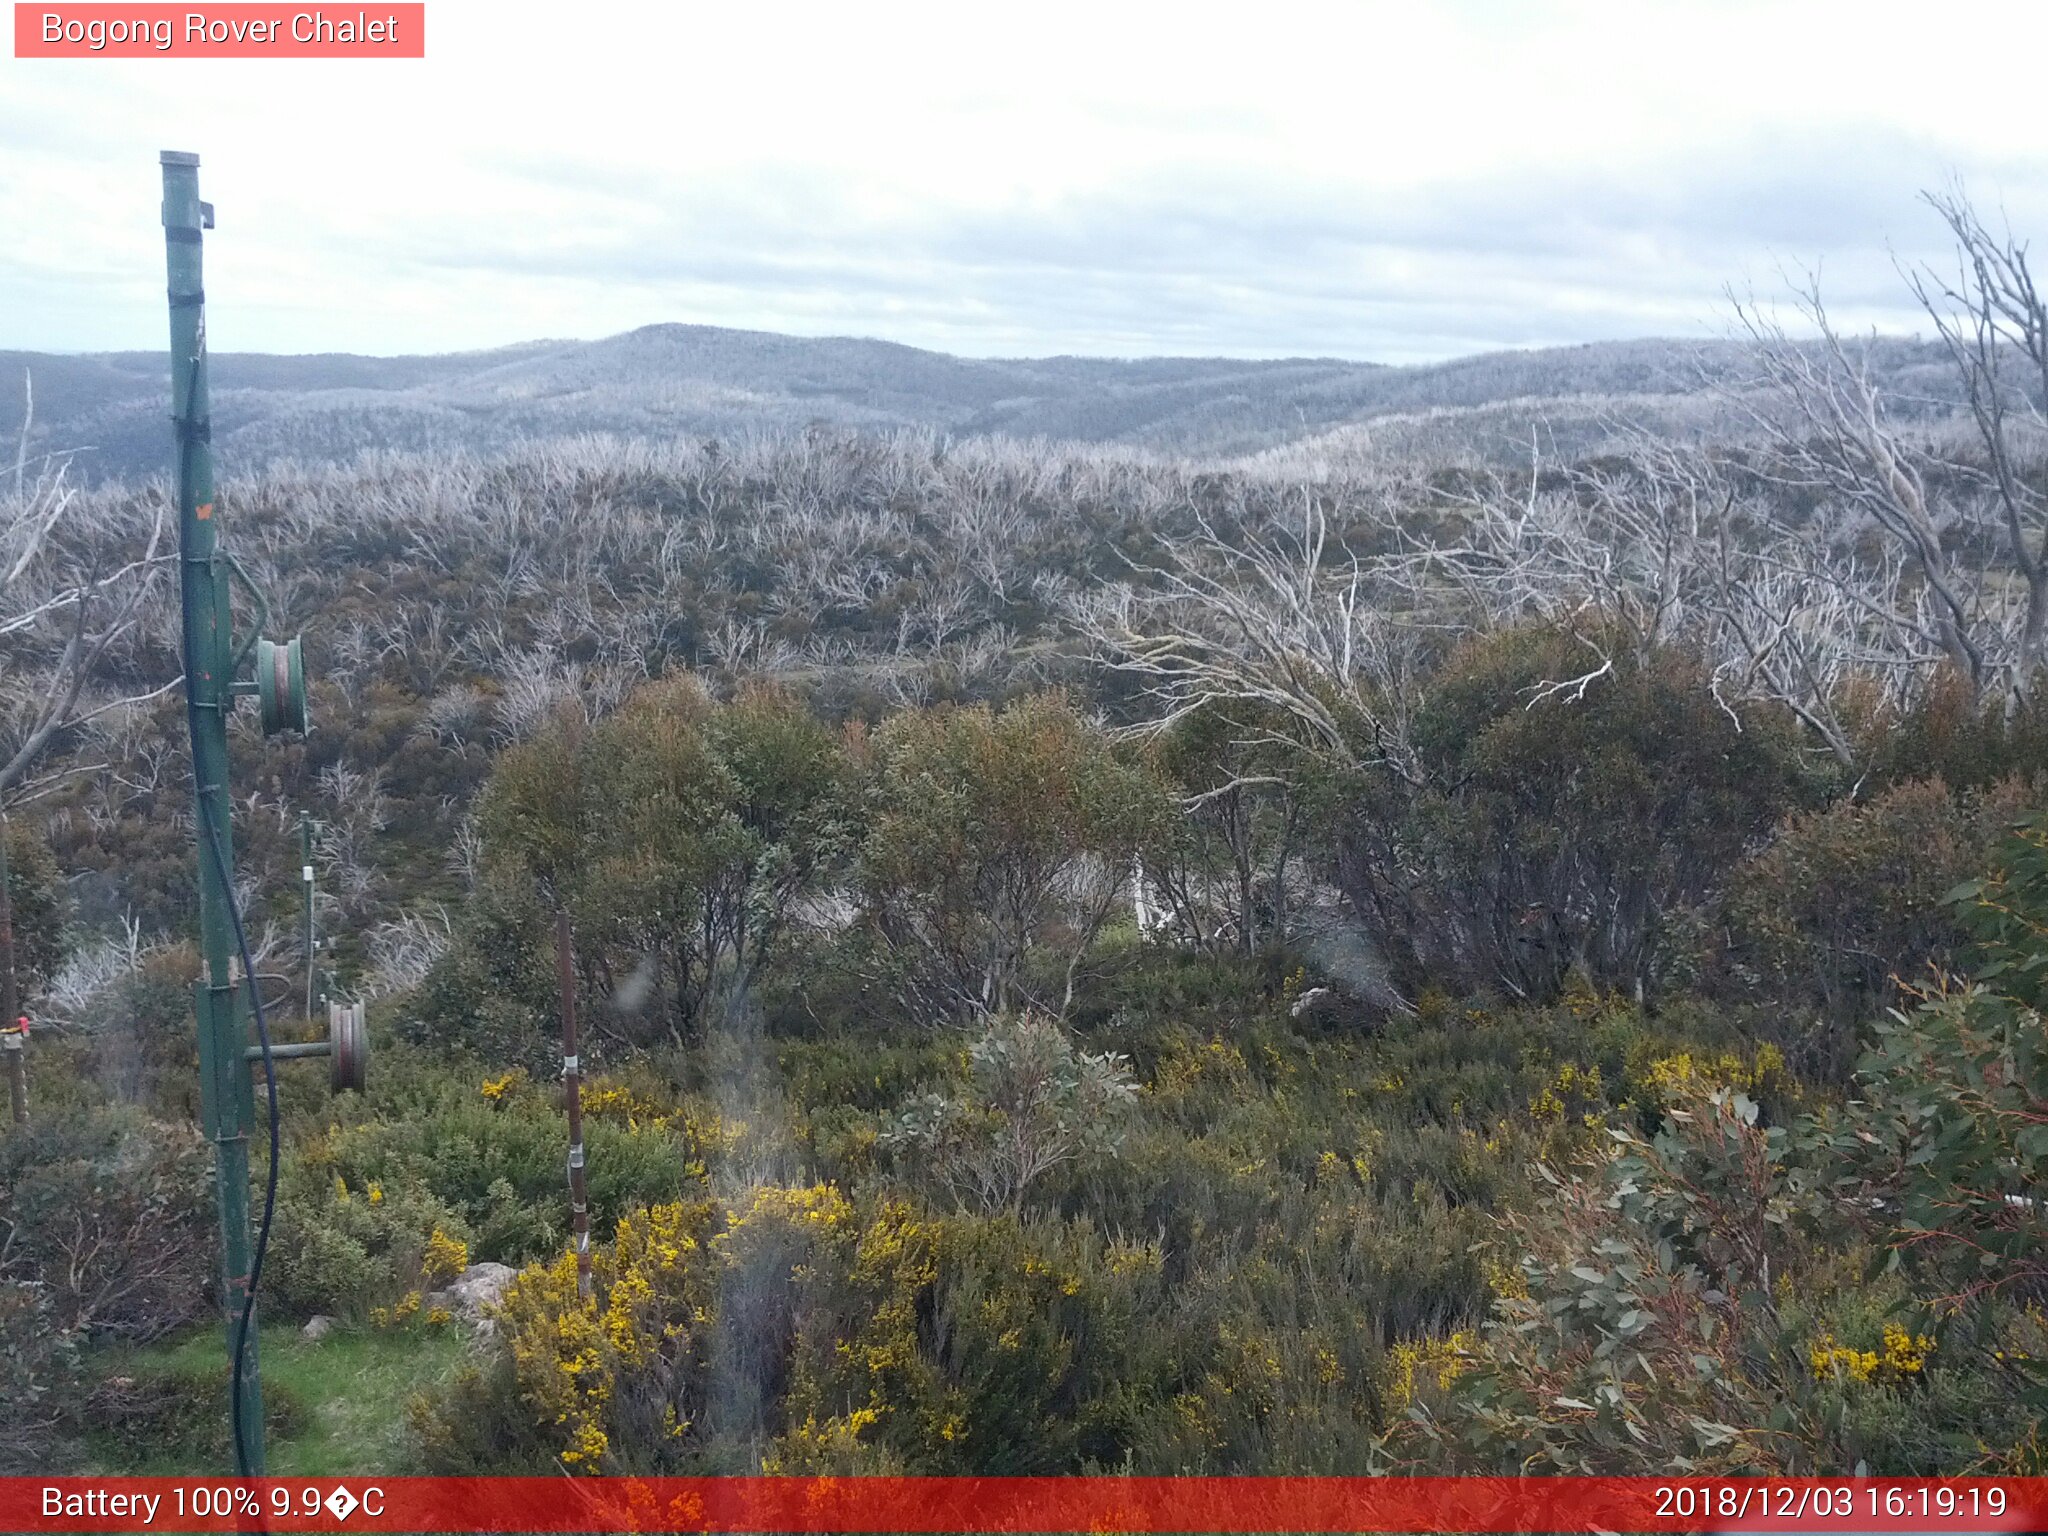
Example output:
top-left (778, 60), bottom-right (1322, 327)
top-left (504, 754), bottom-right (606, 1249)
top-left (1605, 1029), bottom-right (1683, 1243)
top-left (556, 910), bottom-right (592, 1300)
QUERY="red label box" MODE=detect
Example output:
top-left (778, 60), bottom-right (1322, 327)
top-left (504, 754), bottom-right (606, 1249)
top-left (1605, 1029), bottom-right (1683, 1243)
top-left (13, 3), bottom-right (424, 56)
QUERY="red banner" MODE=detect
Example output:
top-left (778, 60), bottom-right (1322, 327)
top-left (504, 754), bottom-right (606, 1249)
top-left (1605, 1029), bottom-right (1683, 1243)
top-left (5, 1477), bottom-right (2047, 1533)
top-left (13, 4), bottom-right (424, 57)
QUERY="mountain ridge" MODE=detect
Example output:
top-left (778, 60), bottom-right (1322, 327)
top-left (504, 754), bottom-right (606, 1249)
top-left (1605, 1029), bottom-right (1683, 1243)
top-left (0, 323), bottom-right (1951, 483)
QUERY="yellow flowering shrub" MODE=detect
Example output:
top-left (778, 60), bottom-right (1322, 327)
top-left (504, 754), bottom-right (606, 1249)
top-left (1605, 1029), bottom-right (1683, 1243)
top-left (1809, 1322), bottom-right (1936, 1388)
top-left (491, 1189), bottom-right (871, 1473)
top-left (579, 1080), bottom-right (667, 1127)
top-left (267, 1163), bottom-right (476, 1321)
top-left (762, 1406), bottom-right (897, 1474)
top-left (423, 1227), bottom-right (470, 1284)
top-left (371, 1289), bottom-right (423, 1329)
top-left (1384, 1330), bottom-right (1476, 1409)
top-left (1529, 1062), bottom-right (1603, 1124)
top-left (1633, 1043), bottom-right (1788, 1110)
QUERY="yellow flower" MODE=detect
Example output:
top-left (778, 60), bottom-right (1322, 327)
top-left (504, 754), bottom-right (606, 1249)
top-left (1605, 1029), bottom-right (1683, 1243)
top-left (1880, 1321), bottom-right (1936, 1377)
top-left (1809, 1325), bottom-right (1932, 1387)
top-left (561, 1421), bottom-right (608, 1468)
top-left (423, 1227), bottom-right (470, 1284)
top-left (1384, 1330), bottom-right (1475, 1407)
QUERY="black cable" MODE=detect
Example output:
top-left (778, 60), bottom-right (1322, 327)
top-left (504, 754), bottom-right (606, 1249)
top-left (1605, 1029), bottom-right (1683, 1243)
top-left (177, 352), bottom-right (280, 1479)
top-left (198, 787), bottom-right (281, 1480)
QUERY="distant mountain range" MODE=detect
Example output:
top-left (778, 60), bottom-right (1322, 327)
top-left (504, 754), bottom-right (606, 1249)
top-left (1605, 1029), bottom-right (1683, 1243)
top-left (0, 323), bottom-right (1960, 483)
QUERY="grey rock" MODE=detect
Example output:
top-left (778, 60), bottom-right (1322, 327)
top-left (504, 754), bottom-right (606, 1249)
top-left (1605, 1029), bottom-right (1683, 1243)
top-left (441, 1261), bottom-right (517, 1322)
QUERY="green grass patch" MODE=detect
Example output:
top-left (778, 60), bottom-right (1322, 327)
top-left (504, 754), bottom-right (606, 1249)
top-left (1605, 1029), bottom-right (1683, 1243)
top-left (86, 1321), bottom-right (471, 1476)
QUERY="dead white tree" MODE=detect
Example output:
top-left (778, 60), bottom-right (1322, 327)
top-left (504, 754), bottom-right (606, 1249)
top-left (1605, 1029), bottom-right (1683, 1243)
top-left (1, 373), bottom-right (176, 807)
top-left (1907, 186), bottom-right (2048, 709)
top-left (1076, 486), bottom-right (1426, 780)
top-left (1727, 273), bottom-right (2010, 709)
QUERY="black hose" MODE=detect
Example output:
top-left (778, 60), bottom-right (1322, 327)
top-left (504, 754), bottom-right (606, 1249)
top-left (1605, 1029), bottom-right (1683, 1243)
top-left (199, 788), bottom-right (281, 1479)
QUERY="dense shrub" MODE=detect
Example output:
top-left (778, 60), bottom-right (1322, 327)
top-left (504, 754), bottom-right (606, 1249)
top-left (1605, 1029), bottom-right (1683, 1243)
top-left (266, 1172), bottom-right (475, 1320)
top-left (280, 1067), bottom-right (713, 1281)
top-left (1406, 1079), bottom-right (2044, 1475)
top-left (0, 818), bottom-right (68, 999)
top-left (880, 1012), bottom-right (1137, 1213)
top-left (57, 944), bottom-right (204, 1118)
top-left (1397, 821), bottom-right (2048, 1476)
top-left (1142, 702), bottom-right (1306, 954)
top-left (1828, 813), bottom-right (2048, 1322)
top-left (856, 691), bottom-right (1171, 1022)
top-left (0, 1106), bottom-right (212, 1341)
top-left (438, 678), bottom-right (852, 1053)
top-left (1330, 624), bottom-right (1810, 1002)
top-left (407, 876), bottom-right (559, 1071)
top-left (0, 1281), bottom-right (86, 1473)
top-left (1713, 775), bottom-right (2040, 1076)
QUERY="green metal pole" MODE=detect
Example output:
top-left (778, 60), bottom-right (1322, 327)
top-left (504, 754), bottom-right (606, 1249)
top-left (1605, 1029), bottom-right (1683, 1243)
top-left (162, 149), bottom-right (265, 1474)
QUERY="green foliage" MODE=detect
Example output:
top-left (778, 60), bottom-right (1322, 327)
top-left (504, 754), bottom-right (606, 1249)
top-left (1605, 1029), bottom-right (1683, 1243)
top-left (281, 1066), bottom-right (708, 1286)
top-left (1408, 1089), bottom-right (1949, 1475)
top-left (0, 1105), bottom-right (212, 1341)
top-left (408, 876), bottom-right (557, 1070)
top-left (87, 1321), bottom-right (470, 1475)
top-left (1400, 818), bottom-right (2048, 1478)
top-left (60, 944), bottom-right (204, 1117)
top-left (266, 1170), bottom-right (474, 1320)
top-left (85, 1348), bottom-right (307, 1467)
top-left (1826, 820), bottom-right (2048, 1320)
top-left (461, 677), bottom-right (852, 1050)
top-left (858, 691), bottom-right (1171, 1021)
top-left (880, 1013), bottom-right (1138, 1213)
top-left (1333, 623), bottom-right (1810, 1001)
top-left (1862, 670), bottom-right (2048, 795)
top-left (1715, 775), bottom-right (2039, 1073)
top-left (1, 818), bottom-right (67, 998)
top-left (1951, 809), bottom-right (2048, 1010)
top-left (0, 1281), bottom-right (86, 1473)
top-left (1144, 702), bottom-right (1306, 954)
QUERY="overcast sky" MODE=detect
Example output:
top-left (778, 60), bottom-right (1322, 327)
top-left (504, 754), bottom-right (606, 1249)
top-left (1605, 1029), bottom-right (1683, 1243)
top-left (6, 0), bottom-right (2047, 364)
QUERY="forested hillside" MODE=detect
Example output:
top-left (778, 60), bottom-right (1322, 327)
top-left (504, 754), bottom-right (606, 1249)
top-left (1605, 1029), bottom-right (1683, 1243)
top-left (3, 193), bottom-right (2046, 1481)
top-left (1, 326), bottom-right (1963, 485)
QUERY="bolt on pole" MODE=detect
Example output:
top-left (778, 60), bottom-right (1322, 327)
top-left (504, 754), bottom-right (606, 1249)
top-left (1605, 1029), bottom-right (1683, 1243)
top-left (162, 148), bottom-right (266, 1474)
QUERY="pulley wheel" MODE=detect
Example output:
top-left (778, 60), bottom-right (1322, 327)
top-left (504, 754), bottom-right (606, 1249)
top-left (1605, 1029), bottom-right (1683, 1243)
top-left (256, 635), bottom-right (310, 736)
top-left (330, 1002), bottom-right (367, 1094)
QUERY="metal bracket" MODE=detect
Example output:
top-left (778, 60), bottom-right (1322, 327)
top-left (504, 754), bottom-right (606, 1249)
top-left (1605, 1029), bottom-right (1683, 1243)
top-left (222, 551), bottom-right (271, 675)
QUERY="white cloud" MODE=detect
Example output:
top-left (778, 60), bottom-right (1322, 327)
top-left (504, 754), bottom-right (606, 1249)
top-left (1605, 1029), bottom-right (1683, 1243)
top-left (5, 0), bottom-right (2047, 359)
